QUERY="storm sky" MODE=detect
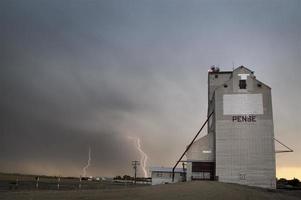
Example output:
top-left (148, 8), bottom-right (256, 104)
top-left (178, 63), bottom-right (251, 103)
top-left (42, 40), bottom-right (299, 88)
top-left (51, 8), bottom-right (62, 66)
top-left (0, 0), bottom-right (300, 178)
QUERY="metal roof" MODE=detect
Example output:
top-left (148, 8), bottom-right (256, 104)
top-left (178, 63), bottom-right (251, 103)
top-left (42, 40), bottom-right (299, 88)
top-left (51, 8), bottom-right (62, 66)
top-left (149, 167), bottom-right (185, 173)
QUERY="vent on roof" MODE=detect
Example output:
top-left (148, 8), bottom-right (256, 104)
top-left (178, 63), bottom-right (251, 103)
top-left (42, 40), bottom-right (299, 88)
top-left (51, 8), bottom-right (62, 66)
top-left (210, 66), bottom-right (220, 72)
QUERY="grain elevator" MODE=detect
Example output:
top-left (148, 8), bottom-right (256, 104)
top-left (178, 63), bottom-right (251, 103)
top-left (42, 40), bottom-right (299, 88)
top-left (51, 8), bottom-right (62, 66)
top-left (185, 66), bottom-right (276, 189)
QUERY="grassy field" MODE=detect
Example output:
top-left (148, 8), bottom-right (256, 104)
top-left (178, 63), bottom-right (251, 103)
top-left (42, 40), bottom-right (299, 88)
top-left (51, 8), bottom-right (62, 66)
top-left (0, 172), bottom-right (148, 191)
top-left (1, 181), bottom-right (301, 200)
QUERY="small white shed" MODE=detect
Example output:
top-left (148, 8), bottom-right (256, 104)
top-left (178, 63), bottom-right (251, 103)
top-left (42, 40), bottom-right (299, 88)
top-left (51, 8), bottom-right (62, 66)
top-left (150, 167), bottom-right (186, 185)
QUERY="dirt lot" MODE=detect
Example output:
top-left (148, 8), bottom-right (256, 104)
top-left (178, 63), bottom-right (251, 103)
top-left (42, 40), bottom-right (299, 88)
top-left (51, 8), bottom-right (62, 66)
top-left (1, 181), bottom-right (301, 200)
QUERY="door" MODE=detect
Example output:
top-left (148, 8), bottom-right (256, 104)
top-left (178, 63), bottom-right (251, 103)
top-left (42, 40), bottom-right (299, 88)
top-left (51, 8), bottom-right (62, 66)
top-left (191, 162), bottom-right (215, 180)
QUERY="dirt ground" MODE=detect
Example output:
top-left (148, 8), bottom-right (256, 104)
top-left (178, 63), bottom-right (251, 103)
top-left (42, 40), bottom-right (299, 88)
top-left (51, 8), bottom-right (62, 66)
top-left (1, 181), bottom-right (301, 200)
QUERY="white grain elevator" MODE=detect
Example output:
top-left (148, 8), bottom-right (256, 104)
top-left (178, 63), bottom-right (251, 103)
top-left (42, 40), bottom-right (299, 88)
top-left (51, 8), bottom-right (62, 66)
top-left (185, 66), bottom-right (276, 189)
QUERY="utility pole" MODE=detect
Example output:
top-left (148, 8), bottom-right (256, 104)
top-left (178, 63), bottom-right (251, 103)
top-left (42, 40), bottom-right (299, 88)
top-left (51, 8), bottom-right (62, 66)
top-left (132, 160), bottom-right (140, 184)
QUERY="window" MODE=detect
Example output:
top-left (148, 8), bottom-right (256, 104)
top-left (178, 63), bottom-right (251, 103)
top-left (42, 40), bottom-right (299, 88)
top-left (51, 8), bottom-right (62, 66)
top-left (239, 80), bottom-right (247, 89)
top-left (157, 172), bottom-right (163, 177)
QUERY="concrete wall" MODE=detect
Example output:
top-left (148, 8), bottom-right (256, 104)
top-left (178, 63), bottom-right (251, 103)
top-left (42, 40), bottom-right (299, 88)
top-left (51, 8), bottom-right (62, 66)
top-left (186, 162), bottom-right (192, 181)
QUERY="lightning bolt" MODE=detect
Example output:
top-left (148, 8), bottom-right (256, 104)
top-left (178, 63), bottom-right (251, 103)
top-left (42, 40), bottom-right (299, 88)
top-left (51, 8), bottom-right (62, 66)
top-left (128, 136), bottom-right (148, 177)
top-left (82, 146), bottom-right (91, 177)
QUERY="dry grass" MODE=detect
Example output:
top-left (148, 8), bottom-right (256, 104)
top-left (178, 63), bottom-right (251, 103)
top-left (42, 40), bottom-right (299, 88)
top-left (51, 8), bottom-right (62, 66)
top-left (1, 181), bottom-right (301, 200)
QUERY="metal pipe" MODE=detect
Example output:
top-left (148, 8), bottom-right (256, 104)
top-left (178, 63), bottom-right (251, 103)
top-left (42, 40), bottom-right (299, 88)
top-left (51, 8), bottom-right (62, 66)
top-left (274, 137), bottom-right (293, 153)
top-left (275, 150), bottom-right (293, 153)
top-left (172, 112), bottom-right (214, 182)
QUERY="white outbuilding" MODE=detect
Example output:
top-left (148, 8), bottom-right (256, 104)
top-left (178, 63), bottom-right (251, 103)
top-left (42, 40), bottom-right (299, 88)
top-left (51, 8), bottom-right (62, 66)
top-left (150, 167), bottom-right (185, 185)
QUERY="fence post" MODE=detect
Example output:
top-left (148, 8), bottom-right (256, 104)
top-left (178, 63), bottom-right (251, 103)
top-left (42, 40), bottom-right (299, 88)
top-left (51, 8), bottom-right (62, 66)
top-left (79, 176), bottom-right (82, 189)
top-left (57, 177), bottom-right (60, 190)
top-left (15, 177), bottom-right (19, 189)
top-left (35, 176), bottom-right (39, 189)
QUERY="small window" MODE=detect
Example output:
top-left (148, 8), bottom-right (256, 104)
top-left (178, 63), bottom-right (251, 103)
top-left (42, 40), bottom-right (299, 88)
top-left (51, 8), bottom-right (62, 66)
top-left (239, 80), bottom-right (247, 89)
top-left (257, 83), bottom-right (262, 88)
top-left (215, 74), bottom-right (218, 78)
top-left (224, 84), bottom-right (228, 88)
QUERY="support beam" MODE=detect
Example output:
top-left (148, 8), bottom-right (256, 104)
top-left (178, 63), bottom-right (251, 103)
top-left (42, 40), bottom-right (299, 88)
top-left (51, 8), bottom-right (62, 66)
top-left (274, 138), bottom-right (293, 153)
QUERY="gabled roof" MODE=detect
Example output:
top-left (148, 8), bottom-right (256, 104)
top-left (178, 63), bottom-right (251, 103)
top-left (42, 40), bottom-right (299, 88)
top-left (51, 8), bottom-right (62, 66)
top-left (208, 66), bottom-right (253, 74)
top-left (233, 65), bottom-right (254, 74)
top-left (210, 65), bottom-right (271, 89)
top-left (233, 66), bottom-right (271, 88)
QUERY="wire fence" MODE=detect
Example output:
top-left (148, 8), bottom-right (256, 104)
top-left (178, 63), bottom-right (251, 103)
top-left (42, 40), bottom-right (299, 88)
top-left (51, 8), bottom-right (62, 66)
top-left (0, 176), bottom-right (150, 191)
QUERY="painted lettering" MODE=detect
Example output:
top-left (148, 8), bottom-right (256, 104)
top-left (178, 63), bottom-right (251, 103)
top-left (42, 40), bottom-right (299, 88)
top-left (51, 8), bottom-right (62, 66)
top-left (232, 115), bottom-right (256, 122)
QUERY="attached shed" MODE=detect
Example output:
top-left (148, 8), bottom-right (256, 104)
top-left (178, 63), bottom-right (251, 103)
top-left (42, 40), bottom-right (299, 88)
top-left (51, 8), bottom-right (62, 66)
top-left (186, 134), bottom-right (215, 181)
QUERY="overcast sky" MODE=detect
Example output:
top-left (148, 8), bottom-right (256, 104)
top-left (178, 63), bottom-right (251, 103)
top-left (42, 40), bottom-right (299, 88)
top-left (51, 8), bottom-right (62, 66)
top-left (0, 0), bottom-right (300, 178)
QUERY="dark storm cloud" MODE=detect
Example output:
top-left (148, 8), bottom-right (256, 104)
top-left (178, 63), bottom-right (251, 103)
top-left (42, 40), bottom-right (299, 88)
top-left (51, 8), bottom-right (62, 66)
top-left (0, 0), bottom-right (152, 176)
top-left (1, 0), bottom-right (301, 177)
top-left (0, 49), bottom-right (139, 176)
top-left (0, 0), bottom-right (202, 176)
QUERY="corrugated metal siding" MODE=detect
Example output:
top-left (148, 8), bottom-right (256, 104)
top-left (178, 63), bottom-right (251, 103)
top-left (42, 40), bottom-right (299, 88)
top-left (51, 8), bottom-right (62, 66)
top-left (213, 67), bottom-right (276, 189)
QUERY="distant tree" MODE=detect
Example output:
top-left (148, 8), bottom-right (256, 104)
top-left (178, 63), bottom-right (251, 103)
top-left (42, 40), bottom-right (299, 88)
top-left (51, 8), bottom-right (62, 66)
top-left (277, 178), bottom-right (287, 183)
top-left (113, 175), bottom-right (122, 180)
top-left (288, 178), bottom-right (300, 187)
top-left (123, 175), bottom-right (132, 180)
